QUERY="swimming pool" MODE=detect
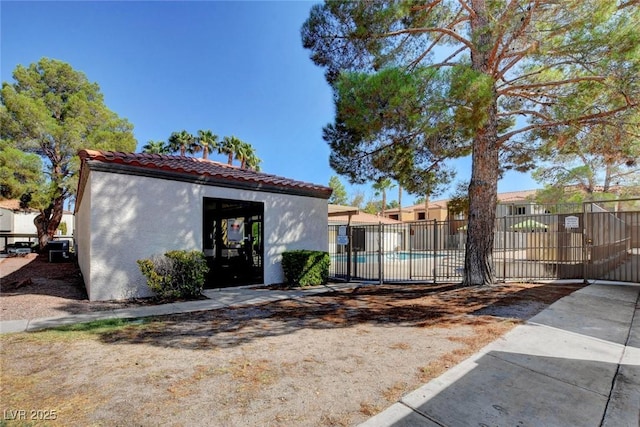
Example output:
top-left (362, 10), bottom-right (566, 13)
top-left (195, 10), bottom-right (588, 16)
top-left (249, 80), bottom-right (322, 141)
top-left (331, 252), bottom-right (440, 264)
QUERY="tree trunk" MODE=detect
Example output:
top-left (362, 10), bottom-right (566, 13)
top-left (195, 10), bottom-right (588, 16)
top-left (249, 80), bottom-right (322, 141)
top-left (34, 195), bottom-right (64, 250)
top-left (398, 185), bottom-right (402, 218)
top-left (203, 146), bottom-right (209, 159)
top-left (464, 0), bottom-right (499, 286)
top-left (381, 190), bottom-right (386, 216)
top-left (424, 196), bottom-right (429, 220)
top-left (464, 124), bottom-right (499, 285)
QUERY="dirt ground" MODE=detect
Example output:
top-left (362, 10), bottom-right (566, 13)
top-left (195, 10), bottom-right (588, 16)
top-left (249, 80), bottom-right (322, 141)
top-left (0, 254), bottom-right (584, 426)
top-left (0, 254), bottom-right (161, 321)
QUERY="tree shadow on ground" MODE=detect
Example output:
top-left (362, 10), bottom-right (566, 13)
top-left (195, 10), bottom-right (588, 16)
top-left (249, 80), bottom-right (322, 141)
top-left (0, 254), bottom-right (155, 316)
top-left (0, 254), bottom-right (87, 300)
top-left (96, 282), bottom-right (585, 351)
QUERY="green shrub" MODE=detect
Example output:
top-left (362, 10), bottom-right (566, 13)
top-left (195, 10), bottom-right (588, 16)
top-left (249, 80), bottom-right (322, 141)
top-left (137, 250), bottom-right (209, 299)
top-left (57, 221), bottom-right (68, 236)
top-left (281, 250), bottom-right (330, 287)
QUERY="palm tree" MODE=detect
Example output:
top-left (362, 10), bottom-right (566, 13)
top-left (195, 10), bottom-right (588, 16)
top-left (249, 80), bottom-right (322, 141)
top-left (141, 140), bottom-right (170, 154)
top-left (168, 130), bottom-right (195, 156)
top-left (245, 151), bottom-right (262, 171)
top-left (234, 141), bottom-right (250, 168)
top-left (239, 142), bottom-right (261, 169)
top-left (196, 130), bottom-right (218, 159)
top-left (220, 136), bottom-right (242, 165)
top-left (233, 141), bottom-right (262, 170)
top-left (372, 178), bottom-right (395, 217)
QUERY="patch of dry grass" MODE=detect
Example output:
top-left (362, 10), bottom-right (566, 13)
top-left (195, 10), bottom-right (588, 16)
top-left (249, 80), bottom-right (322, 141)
top-left (417, 319), bottom-right (517, 383)
top-left (230, 358), bottom-right (279, 389)
top-left (319, 412), bottom-right (352, 427)
top-left (388, 342), bottom-right (411, 350)
top-left (359, 401), bottom-right (382, 416)
top-left (381, 381), bottom-right (409, 402)
top-left (1, 281), bottom-right (583, 426)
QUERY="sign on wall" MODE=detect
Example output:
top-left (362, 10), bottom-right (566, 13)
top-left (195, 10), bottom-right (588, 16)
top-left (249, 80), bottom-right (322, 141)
top-left (228, 218), bottom-right (245, 242)
top-left (564, 215), bottom-right (579, 229)
top-left (337, 235), bottom-right (349, 246)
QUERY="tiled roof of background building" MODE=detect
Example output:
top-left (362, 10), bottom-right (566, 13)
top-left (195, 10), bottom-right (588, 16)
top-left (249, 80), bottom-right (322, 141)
top-left (0, 199), bottom-right (24, 211)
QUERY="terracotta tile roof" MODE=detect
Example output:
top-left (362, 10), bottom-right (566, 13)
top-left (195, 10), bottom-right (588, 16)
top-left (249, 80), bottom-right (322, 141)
top-left (0, 199), bottom-right (39, 212)
top-left (0, 199), bottom-right (21, 211)
top-left (329, 211), bottom-right (403, 225)
top-left (385, 199), bottom-right (449, 213)
top-left (497, 189), bottom-right (538, 202)
top-left (77, 150), bottom-right (332, 200)
top-left (384, 189), bottom-right (541, 214)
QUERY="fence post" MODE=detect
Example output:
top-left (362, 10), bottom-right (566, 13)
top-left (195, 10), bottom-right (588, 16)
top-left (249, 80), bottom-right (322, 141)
top-left (503, 216), bottom-right (507, 281)
top-left (433, 219), bottom-right (438, 283)
top-left (582, 202), bottom-right (588, 284)
top-left (378, 222), bottom-right (384, 285)
top-left (409, 224), bottom-right (413, 280)
top-left (347, 225), bottom-right (352, 282)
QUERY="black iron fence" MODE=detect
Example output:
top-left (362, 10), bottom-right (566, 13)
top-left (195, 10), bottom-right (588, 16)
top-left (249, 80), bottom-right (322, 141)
top-left (329, 199), bottom-right (639, 284)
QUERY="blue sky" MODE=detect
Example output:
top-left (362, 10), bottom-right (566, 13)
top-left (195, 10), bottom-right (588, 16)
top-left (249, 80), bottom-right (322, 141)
top-left (1, 1), bottom-right (539, 206)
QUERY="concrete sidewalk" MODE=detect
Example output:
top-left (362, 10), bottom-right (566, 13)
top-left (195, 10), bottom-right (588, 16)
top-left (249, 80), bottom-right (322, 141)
top-left (361, 283), bottom-right (640, 427)
top-left (0, 283), bottom-right (356, 334)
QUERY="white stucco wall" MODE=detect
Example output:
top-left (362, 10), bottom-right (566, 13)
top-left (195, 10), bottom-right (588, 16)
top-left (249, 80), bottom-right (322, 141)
top-left (13, 212), bottom-right (37, 234)
top-left (77, 170), bottom-right (329, 301)
top-left (0, 209), bottom-right (13, 233)
top-left (1, 210), bottom-right (74, 235)
top-left (0, 207), bottom-right (74, 249)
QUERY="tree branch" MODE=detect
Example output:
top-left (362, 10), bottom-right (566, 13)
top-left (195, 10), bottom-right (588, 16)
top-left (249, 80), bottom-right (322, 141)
top-left (456, 0), bottom-right (477, 19)
top-left (382, 27), bottom-right (475, 53)
top-left (495, 42), bottom-right (539, 81)
top-left (498, 75), bottom-right (606, 93)
top-left (407, 13), bottom-right (469, 70)
top-left (618, 0), bottom-right (640, 9)
top-left (497, 102), bottom-right (638, 144)
top-left (491, 0), bottom-right (539, 74)
top-left (497, 109), bottom-right (554, 121)
top-left (498, 60), bottom-right (585, 87)
top-left (409, 1), bottom-right (442, 13)
top-left (499, 90), bottom-right (561, 106)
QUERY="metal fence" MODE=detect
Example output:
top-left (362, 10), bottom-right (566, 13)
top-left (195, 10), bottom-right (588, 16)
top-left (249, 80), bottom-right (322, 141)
top-left (329, 199), bottom-right (639, 284)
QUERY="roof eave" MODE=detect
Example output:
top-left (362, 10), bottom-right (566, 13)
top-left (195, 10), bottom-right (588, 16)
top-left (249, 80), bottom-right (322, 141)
top-left (85, 161), bottom-right (332, 199)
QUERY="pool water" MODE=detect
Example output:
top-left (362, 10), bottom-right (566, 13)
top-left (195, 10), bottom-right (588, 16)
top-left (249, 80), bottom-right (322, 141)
top-left (332, 252), bottom-right (439, 263)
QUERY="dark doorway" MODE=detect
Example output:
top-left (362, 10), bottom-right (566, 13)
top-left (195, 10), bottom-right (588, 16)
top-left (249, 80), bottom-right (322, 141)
top-left (203, 197), bottom-right (264, 288)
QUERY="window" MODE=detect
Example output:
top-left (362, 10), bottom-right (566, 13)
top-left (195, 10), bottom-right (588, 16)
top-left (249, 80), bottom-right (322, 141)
top-left (389, 214), bottom-right (399, 220)
top-left (508, 205), bottom-right (526, 216)
top-left (417, 212), bottom-right (426, 220)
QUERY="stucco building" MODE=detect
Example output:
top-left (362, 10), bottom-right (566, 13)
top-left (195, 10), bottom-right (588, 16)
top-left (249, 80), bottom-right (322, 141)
top-left (383, 190), bottom-right (541, 222)
top-left (75, 150), bottom-right (332, 301)
top-left (0, 199), bottom-right (74, 251)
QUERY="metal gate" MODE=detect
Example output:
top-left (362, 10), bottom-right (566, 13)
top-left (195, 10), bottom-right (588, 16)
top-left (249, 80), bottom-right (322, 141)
top-left (584, 200), bottom-right (639, 283)
top-left (328, 199), bottom-right (639, 284)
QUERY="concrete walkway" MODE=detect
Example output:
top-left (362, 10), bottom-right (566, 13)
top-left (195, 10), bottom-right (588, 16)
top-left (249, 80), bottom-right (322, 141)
top-left (0, 283), bottom-right (356, 334)
top-left (360, 283), bottom-right (640, 427)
